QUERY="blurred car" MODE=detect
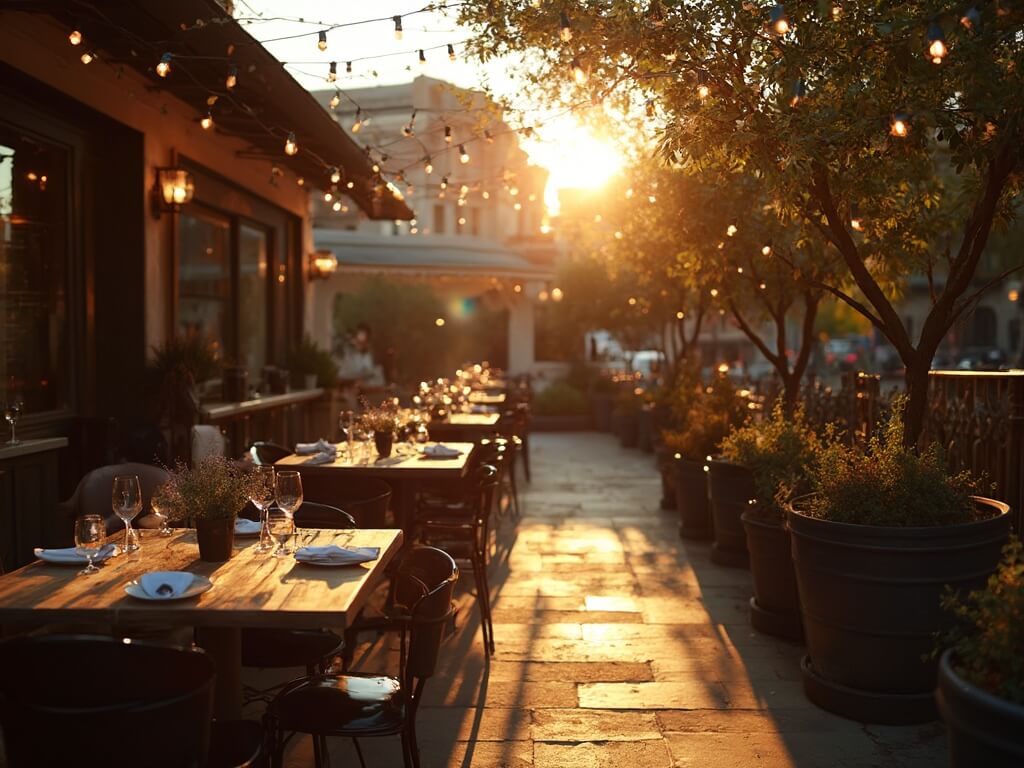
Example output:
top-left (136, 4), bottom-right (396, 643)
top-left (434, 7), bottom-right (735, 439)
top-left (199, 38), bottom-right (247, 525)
top-left (955, 348), bottom-right (1008, 371)
top-left (823, 336), bottom-right (866, 371)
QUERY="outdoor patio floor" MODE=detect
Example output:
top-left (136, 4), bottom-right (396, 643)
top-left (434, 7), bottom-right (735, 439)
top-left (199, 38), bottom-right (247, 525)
top-left (272, 432), bottom-right (948, 767)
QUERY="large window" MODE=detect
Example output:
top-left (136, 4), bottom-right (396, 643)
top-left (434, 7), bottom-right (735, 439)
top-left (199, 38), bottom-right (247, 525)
top-left (0, 123), bottom-right (69, 414)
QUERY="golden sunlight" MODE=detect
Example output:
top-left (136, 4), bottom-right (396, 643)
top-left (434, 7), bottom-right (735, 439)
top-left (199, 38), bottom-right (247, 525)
top-left (520, 116), bottom-right (625, 213)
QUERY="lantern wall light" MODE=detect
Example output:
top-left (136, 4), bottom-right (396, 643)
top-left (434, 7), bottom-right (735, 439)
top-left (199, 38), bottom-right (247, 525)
top-left (152, 167), bottom-right (194, 217)
top-left (309, 250), bottom-right (339, 280)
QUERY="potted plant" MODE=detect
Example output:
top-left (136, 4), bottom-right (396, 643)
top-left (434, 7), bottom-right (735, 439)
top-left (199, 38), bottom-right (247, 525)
top-left (720, 403), bottom-right (817, 640)
top-left (936, 539), bottom-right (1024, 767)
top-left (788, 400), bottom-right (1011, 724)
top-left (288, 334), bottom-right (338, 391)
top-left (146, 335), bottom-right (220, 463)
top-left (360, 401), bottom-right (399, 459)
top-left (611, 387), bottom-right (641, 448)
top-left (164, 456), bottom-right (255, 562)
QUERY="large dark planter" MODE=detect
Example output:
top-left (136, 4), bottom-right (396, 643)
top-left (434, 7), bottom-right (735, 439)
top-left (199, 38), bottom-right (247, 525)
top-left (656, 448), bottom-right (676, 511)
top-left (742, 511), bottom-right (802, 641)
top-left (637, 408), bottom-right (654, 453)
top-left (788, 496), bottom-right (1011, 724)
top-left (708, 460), bottom-right (754, 568)
top-left (613, 409), bottom-right (639, 448)
top-left (673, 458), bottom-right (712, 539)
top-left (221, 365), bottom-right (248, 402)
top-left (591, 393), bottom-right (613, 432)
top-left (373, 431), bottom-right (394, 459)
top-left (937, 649), bottom-right (1024, 767)
top-left (196, 517), bottom-right (235, 562)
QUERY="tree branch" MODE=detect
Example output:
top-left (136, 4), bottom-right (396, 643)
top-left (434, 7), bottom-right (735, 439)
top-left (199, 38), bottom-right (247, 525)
top-left (728, 299), bottom-right (782, 370)
top-left (949, 263), bottom-right (1024, 328)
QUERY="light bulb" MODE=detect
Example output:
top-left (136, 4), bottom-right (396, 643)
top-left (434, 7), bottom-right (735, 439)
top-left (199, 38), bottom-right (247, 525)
top-left (69, 29), bottom-right (82, 46)
top-left (697, 72), bottom-right (710, 99)
top-left (440, 176), bottom-right (448, 190)
top-left (324, 191), bottom-right (332, 202)
top-left (346, 181), bottom-right (354, 189)
top-left (225, 66), bottom-right (238, 89)
top-left (332, 200), bottom-right (342, 211)
top-left (448, 43), bottom-right (456, 61)
top-left (329, 93), bottom-right (340, 109)
top-left (710, 288), bottom-right (719, 297)
top-left (444, 125), bottom-right (452, 143)
top-left (551, 287), bottom-right (564, 301)
top-left (927, 22), bottom-right (947, 63)
top-left (484, 129), bottom-right (494, 143)
top-left (424, 159), bottom-right (433, 174)
top-left (393, 15), bottom-right (403, 40)
top-left (327, 61), bottom-right (337, 82)
top-left (352, 108), bottom-right (362, 133)
top-left (459, 145), bottom-right (470, 164)
top-left (850, 202), bottom-right (864, 231)
top-left (284, 132), bottom-right (298, 156)
top-left (156, 53), bottom-right (172, 77)
top-left (890, 114), bottom-right (909, 137)
top-left (559, 11), bottom-right (572, 42)
top-left (961, 6), bottom-right (981, 29)
top-left (297, 177), bottom-right (305, 186)
top-left (769, 4), bottom-right (790, 34)
top-left (80, 50), bottom-right (95, 64)
top-left (318, 30), bottom-right (328, 51)
top-left (571, 57), bottom-right (588, 84)
top-left (790, 78), bottom-right (806, 107)
top-left (346, 61), bottom-right (352, 74)
top-left (676, 311), bottom-right (684, 319)
top-left (372, 162), bottom-right (380, 173)
top-left (201, 112), bottom-right (213, 130)
top-left (726, 224), bottom-right (738, 236)
top-left (330, 167), bottom-right (341, 184)
top-left (761, 243), bottom-right (772, 256)
top-left (418, 49), bottom-right (427, 66)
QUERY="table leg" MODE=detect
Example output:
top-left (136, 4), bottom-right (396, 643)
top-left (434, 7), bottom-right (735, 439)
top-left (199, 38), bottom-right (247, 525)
top-left (195, 626), bottom-right (242, 719)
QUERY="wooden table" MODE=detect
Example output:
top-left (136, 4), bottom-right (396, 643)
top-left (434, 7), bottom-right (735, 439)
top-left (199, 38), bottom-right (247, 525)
top-left (0, 527), bottom-right (403, 718)
top-left (276, 443), bottom-right (476, 535)
top-left (428, 412), bottom-right (502, 443)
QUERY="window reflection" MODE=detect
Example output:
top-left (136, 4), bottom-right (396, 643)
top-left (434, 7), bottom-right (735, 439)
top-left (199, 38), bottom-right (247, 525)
top-left (177, 211), bottom-right (229, 368)
top-left (238, 223), bottom-right (267, 381)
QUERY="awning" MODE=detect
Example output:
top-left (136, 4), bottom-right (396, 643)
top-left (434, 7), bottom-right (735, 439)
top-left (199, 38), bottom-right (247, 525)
top-left (316, 229), bottom-right (554, 281)
top-left (20, 0), bottom-right (411, 220)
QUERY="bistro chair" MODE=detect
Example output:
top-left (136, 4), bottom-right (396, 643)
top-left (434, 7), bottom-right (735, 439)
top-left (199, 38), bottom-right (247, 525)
top-left (57, 462), bottom-right (170, 538)
top-left (265, 546), bottom-right (458, 768)
top-left (413, 464), bottom-right (499, 655)
top-left (241, 502), bottom-right (355, 704)
top-left (248, 441), bottom-right (291, 465)
top-left (0, 634), bottom-right (264, 768)
top-left (298, 474), bottom-right (393, 528)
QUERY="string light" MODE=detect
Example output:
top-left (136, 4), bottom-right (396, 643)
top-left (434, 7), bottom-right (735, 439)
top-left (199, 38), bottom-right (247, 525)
top-left (329, 92), bottom-right (340, 109)
top-left (448, 43), bottom-right (456, 61)
top-left (459, 144), bottom-right (470, 164)
top-left (789, 78), bottom-right (806, 107)
top-left (324, 190), bottom-right (333, 202)
top-left (726, 224), bottom-right (738, 236)
top-left (80, 50), bottom-right (95, 64)
top-left (769, 4), bottom-right (790, 34)
top-left (346, 61), bottom-right (352, 74)
top-left (225, 65), bottom-right (238, 89)
top-left (961, 6), bottom-right (981, 30)
top-left (571, 57), bottom-right (588, 84)
top-left (297, 177), bottom-right (305, 186)
top-left (761, 242), bottom-right (773, 256)
top-left (676, 311), bottom-right (685, 319)
top-left (440, 176), bottom-right (448, 190)
top-left (325, 61), bottom-right (337, 82)
top-left (330, 167), bottom-right (341, 184)
top-left (697, 71), bottom-right (710, 99)
top-left (484, 129), bottom-right (494, 143)
top-left (201, 111), bottom-right (213, 130)
top-left (156, 52), bottom-right (172, 77)
top-left (424, 158), bottom-right (433, 174)
top-left (890, 112), bottom-right (910, 137)
top-left (318, 30), bottom-right (328, 51)
top-left (68, 29), bottom-right (82, 45)
top-left (403, 109), bottom-right (417, 136)
top-left (551, 287), bottom-right (564, 301)
top-left (926, 21), bottom-right (947, 63)
top-left (418, 49), bottom-right (427, 66)
top-left (352, 107), bottom-right (363, 132)
top-left (850, 202), bottom-right (864, 231)
top-left (444, 125), bottom-right (452, 143)
top-left (332, 200), bottom-right (342, 211)
top-left (559, 11), bottom-right (573, 42)
top-left (393, 15), bottom-right (403, 40)
top-left (709, 288), bottom-right (719, 297)
top-left (284, 132), bottom-right (298, 156)
top-left (482, 190), bottom-right (490, 199)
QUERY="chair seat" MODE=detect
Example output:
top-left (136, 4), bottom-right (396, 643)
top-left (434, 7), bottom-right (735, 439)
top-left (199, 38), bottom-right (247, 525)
top-left (272, 674), bottom-right (406, 736)
top-left (241, 628), bottom-right (343, 669)
top-left (417, 537), bottom-right (475, 561)
top-left (417, 512), bottom-right (475, 532)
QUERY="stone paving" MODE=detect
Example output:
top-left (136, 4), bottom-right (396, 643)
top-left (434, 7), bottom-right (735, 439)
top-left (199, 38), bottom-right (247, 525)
top-left (273, 432), bottom-right (947, 767)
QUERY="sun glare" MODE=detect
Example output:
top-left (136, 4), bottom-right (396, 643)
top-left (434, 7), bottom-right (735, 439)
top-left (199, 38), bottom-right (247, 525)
top-left (520, 118), bottom-right (625, 213)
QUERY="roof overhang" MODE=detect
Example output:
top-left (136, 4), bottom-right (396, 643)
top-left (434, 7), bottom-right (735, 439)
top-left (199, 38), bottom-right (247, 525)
top-left (14, 0), bottom-right (411, 220)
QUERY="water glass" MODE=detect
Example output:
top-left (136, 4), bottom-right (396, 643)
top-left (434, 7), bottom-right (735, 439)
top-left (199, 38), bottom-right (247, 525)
top-left (4, 400), bottom-right (22, 445)
top-left (249, 465), bottom-right (276, 553)
top-left (267, 508), bottom-right (295, 557)
top-left (111, 474), bottom-right (143, 553)
top-left (149, 483), bottom-right (175, 536)
top-left (75, 514), bottom-right (105, 575)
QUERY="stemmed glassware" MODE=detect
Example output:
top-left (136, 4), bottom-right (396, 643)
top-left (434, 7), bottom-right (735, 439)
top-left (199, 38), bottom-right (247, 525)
top-left (149, 483), bottom-right (176, 536)
top-left (273, 471), bottom-right (303, 556)
top-left (250, 465), bottom-right (276, 553)
top-left (111, 474), bottom-right (142, 553)
top-left (74, 514), bottom-right (105, 576)
top-left (4, 399), bottom-right (22, 445)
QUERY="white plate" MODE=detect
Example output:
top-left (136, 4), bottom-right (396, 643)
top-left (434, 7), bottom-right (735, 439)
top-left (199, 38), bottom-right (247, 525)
top-left (234, 521), bottom-right (262, 537)
top-left (123, 574), bottom-right (213, 601)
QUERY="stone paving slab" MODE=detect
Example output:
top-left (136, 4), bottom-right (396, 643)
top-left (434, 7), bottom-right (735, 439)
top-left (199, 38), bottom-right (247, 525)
top-left (270, 432), bottom-right (946, 767)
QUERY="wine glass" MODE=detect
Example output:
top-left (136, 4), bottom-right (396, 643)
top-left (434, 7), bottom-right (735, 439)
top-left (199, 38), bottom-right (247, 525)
top-left (75, 514), bottom-right (105, 576)
top-left (149, 483), bottom-right (175, 537)
top-left (111, 475), bottom-right (143, 553)
top-left (250, 466), bottom-right (276, 553)
top-left (4, 399), bottom-right (22, 445)
top-left (267, 507), bottom-right (295, 558)
top-left (274, 471), bottom-right (303, 554)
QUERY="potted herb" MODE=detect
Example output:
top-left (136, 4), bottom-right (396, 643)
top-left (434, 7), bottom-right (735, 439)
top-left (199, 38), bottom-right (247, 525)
top-left (164, 456), bottom-right (256, 562)
top-left (788, 399), bottom-right (1011, 724)
top-left (936, 539), bottom-right (1024, 766)
top-left (720, 404), bottom-right (817, 640)
top-left (360, 402), bottom-right (399, 459)
top-left (147, 335), bottom-right (220, 462)
top-left (288, 334), bottom-right (338, 391)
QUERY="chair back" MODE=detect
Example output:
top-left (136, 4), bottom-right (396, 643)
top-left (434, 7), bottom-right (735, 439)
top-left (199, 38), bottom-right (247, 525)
top-left (394, 547), bottom-right (458, 683)
top-left (298, 474), bottom-right (392, 528)
top-left (473, 463), bottom-right (500, 522)
top-left (0, 634), bottom-right (214, 768)
top-left (292, 501), bottom-right (356, 529)
top-left (64, 462), bottom-right (170, 536)
top-left (248, 441), bottom-right (291, 465)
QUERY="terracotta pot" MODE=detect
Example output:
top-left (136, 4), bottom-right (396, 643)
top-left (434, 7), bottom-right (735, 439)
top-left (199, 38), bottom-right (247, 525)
top-left (373, 430), bottom-right (394, 459)
top-left (196, 516), bottom-right (235, 562)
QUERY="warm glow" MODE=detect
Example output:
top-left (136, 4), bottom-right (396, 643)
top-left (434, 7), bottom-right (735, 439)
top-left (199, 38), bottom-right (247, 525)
top-left (891, 117), bottom-right (909, 137)
top-left (68, 29), bottom-right (82, 45)
top-left (929, 39), bottom-right (947, 63)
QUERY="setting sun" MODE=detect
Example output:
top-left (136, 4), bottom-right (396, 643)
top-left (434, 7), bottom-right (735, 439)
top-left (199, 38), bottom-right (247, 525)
top-left (519, 117), bottom-right (625, 212)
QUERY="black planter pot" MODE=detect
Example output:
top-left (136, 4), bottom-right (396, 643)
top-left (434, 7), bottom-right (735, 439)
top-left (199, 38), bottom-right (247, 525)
top-left (656, 449), bottom-right (676, 511)
top-left (591, 393), bottom-right (613, 432)
top-left (673, 458), bottom-right (712, 539)
top-left (708, 460), bottom-right (755, 568)
top-left (614, 410), bottom-right (639, 448)
top-left (221, 366), bottom-right (248, 402)
top-left (937, 649), bottom-right (1024, 767)
top-left (196, 517), bottom-right (235, 562)
top-left (637, 409), bottom-right (654, 453)
top-left (373, 431), bottom-right (394, 459)
top-left (742, 511), bottom-right (803, 641)
top-left (788, 497), bottom-right (1011, 724)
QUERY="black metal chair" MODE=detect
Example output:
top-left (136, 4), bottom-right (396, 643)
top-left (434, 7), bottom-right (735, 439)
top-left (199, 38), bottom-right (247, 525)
top-left (248, 441), bottom-right (292, 465)
top-left (298, 474), bottom-right (393, 528)
top-left (241, 502), bottom-right (355, 704)
top-left (0, 634), bottom-right (264, 768)
top-left (266, 547), bottom-right (458, 768)
top-left (413, 464), bottom-right (499, 655)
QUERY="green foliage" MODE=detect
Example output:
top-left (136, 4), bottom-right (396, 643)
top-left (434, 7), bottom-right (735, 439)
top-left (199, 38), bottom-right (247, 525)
top-left (803, 398), bottom-right (989, 526)
top-left (662, 374), bottom-right (749, 461)
top-left (287, 335), bottom-right (338, 388)
top-left (163, 456), bottom-right (255, 522)
top-left (533, 380), bottom-right (588, 416)
top-left (148, 335), bottom-right (220, 384)
top-left (940, 538), bottom-right (1024, 705)
top-left (359, 400), bottom-right (399, 434)
top-left (721, 403), bottom-right (819, 522)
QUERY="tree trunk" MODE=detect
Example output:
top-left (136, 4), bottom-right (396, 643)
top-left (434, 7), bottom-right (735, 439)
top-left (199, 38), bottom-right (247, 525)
top-left (781, 373), bottom-right (801, 417)
top-left (903, 357), bottom-right (931, 449)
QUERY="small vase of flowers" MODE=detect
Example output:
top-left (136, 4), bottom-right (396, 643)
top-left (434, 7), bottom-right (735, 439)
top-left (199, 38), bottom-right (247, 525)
top-left (360, 401), bottom-right (399, 459)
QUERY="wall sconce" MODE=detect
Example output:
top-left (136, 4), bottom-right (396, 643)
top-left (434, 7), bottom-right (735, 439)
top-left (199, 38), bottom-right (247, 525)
top-left (152, 167), bottom-right (194, 217)
top-left (309, 250), bottom-right (338, 280)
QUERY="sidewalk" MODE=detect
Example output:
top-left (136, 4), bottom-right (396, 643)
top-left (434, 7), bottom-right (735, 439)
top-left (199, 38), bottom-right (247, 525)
top-left (285, 432), bottom-right (947, 767)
